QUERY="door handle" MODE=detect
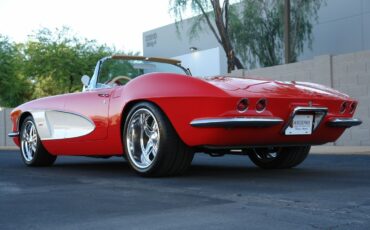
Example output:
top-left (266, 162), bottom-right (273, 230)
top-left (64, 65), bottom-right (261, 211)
top-left (98, 93), bottom-right (110, 97)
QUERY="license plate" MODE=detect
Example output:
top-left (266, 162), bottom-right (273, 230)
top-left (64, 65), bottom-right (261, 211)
top-left (285, 115), bottom-right (313, 135)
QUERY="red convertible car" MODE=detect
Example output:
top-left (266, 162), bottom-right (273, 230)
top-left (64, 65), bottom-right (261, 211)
top-left (9, 55), bottom-right (361, 176)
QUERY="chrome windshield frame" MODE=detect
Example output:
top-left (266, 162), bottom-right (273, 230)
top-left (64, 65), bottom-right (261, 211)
top-left (87, 56), bottom-right (191, 90)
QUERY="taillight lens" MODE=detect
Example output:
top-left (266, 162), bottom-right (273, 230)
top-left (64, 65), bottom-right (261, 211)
top-left (349, 102), bottom-right (357, 114)
top-left (256, 98), bottom-right (267, 112)
top-left (237, 98), bottom-right (249, 112)
top-left (340, 101), bottom-right (348, 114)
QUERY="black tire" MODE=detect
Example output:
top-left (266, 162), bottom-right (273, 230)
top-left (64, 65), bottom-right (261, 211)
top-left (248, 146), bottom-right (310, 169)
top-left (20, 116), bottom-right (57, 166)
top-left (123, 102), bottom-right (194, 177)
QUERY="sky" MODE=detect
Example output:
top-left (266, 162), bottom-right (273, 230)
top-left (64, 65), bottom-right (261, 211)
top-left (0, 0), bottom-right (181, 53)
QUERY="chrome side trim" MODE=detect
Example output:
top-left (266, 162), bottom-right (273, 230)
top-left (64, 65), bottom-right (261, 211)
top-left (282, 106), bottom-right (328, 134)
top-left (190, 117), bottom-right (283, 128)
top-left (327, 118), bottom-right (362, 128)
top-left (30, 110), bottom-right (95, 140)
top-left (8, 132), bottom-right (19, 138)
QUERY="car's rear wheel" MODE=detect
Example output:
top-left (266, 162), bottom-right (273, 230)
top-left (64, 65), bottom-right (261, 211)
top-left (248, 146), bottom-right (310, 169)
top-left (123, 102), bottom-right (194, 177)
top-left (20, 116), bottom-right (57, 166)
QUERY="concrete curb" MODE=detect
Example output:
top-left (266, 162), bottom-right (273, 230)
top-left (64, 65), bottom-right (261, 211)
top-left (0, 146), bottom-right (19, 151)
top-left (310, 146), bottom-right (370, 155)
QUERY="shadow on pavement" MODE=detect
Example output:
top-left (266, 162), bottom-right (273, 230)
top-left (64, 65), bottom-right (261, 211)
top-left (44, 153), bottom-right (370, 183)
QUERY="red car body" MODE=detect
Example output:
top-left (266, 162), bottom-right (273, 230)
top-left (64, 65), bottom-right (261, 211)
top-left (8, 55), bottom-right (361, 175)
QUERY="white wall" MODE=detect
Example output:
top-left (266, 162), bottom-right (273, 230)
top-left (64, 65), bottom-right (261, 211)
top-left (173, 47), bottom-right (221, 77)
top-left (144, 0), bottom-right (370, 74)
top-left (0, 108), bottom-right (16, 147)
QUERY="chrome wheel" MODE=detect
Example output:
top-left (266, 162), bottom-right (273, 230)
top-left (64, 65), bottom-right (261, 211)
top-left (124, 102), bottom-right (194, 176)
top-left (21, 120), bottom-right (38, 162)
top-left (126, 108), bottom-right (160, 169)
top-left (19, 116), bottom-right (56, 166)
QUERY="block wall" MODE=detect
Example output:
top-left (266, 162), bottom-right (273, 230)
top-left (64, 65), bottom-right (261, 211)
top-left (232, 50), bottom-right (370, 146)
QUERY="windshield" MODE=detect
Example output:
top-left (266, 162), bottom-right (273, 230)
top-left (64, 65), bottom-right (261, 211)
top-left (96, 58), bottom-right (188, 88)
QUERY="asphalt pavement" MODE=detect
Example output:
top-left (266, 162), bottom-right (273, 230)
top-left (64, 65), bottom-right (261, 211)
top-left (1, 148), bottom-right (370, 230)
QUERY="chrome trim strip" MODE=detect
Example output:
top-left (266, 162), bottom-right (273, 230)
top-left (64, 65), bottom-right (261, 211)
top-left (8, 132), bottom-right (19, 138)
top-left (327, 118), bottom-right (362, 128)
top-left (282, 106), bottom-right (328, 134)
top-left (190, 117), bottom-right (283, 128)
top-left (89, 55), bottom-right (191, 90)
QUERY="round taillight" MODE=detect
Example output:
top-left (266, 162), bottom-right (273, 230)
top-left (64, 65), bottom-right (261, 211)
top-left (256, 98), bottom-right (267, 112)
top-left (349, 102), bottom-right (357, 114)
top-left (340, 101), bottom-right (348, 114)
top-left (237, 98), bottom-right (249, 112)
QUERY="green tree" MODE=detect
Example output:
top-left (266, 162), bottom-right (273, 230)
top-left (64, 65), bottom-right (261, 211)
top-left (229, 0), bottom-right (323, 68)
top-left (1, 27), bottom-right (130, 107)
top-left (170, 0), bottom-right (323, 70)
top-left (170, 0), bottom-right (244, 73)
top-left (22, 27), bottom-right (115, 98)
top-left (0, 36), bottom-right (31, 107)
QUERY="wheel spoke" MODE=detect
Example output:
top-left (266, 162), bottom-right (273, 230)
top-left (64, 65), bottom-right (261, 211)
top-left (31, 126), bottom-right (37, 141)
top-left (139, 113), bottom-right (145, 126)
top-left (152, 143), bottom-right (158, 157)
top-left (24, 142), bottom-right (29, 156)
top-left (31, 143), bottom-right (37, 152)
top-left (143, 123), bottom-right (154, 138)
top-left (26, 143), bottom-right (32, 159)
top-left (144, 139), bottom-right (154, 155)
top-left (140, 152), bottom-right (149, 165)
top-left (152, 122), bottom-right (158, 130)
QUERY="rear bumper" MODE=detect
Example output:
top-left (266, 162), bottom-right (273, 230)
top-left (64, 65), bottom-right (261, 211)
top-left (190, 116), bottom-right (362, 129)
top-left (187, 115), bottom-right (361, 147)
top-left (327, 118), bottom-right (362, 128)
top-left (190, 117), bottom-right (283, 128)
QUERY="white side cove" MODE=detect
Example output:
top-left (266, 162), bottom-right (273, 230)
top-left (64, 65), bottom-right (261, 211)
top-left (31, 110), bottom-right (95, 140)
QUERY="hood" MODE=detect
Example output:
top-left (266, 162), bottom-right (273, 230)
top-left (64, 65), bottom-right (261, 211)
top-left (202, 76), bottom-right (350, 100)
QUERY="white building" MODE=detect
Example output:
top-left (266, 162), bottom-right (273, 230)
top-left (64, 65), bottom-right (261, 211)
top-left (143, 0), bottom-right (370, 76)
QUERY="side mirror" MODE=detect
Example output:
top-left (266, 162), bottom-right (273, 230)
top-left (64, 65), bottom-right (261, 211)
top-left (81, 75), bottom-right (90, 87)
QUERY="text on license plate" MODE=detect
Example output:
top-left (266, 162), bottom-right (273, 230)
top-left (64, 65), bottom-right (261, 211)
top-left (285, 115), bottom-right (313, 135)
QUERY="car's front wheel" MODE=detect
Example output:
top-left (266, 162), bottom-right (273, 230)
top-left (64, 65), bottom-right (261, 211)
top-left (20, 116), bottom-right (57, 166)
top-left (248, 146), bottom-right (310, 169)
top-left (123, 102), bottom-right (194, 177)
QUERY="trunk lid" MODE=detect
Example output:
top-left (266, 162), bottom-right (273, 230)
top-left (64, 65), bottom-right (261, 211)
top-left (202, 76), bottom-right (349, 100)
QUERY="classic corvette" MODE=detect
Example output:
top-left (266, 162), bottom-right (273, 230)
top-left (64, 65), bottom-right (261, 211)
top-left (9, 55), bottom-right (361, 176)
